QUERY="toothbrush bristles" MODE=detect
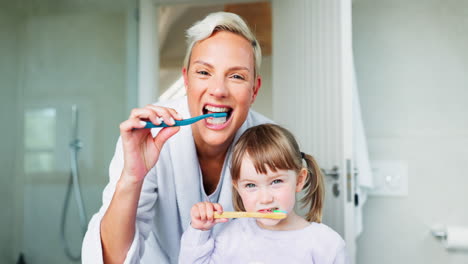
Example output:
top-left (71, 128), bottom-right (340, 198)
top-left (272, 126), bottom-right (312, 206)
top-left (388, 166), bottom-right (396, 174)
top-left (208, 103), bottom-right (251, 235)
top-left (273, 210), bottom-right (287, 214)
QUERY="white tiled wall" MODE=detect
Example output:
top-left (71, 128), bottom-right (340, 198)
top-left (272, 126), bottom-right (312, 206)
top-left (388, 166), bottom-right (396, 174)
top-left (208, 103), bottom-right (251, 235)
top-left (23, 184), bottom-right (105, 264)
top-left (0, 7), bottom-right (129, 263)
top-left (354, 0), bottom-right (468, 263)
top-left (0, 11), bottom-right (20, 264)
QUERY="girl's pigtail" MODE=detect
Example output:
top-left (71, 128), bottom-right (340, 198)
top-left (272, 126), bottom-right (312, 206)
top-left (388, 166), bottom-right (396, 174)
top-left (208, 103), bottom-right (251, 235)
top-left (300, 153), bottom-right (325, 223)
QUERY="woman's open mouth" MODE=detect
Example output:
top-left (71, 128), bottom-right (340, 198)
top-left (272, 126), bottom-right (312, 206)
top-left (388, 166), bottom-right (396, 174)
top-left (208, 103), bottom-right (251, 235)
top-left (203, 104), bottom-right (233, 125)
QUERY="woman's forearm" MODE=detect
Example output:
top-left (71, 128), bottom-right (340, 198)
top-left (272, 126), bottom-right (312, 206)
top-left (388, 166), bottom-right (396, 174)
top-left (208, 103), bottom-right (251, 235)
top-left (100, 174), bottom-right (144, 264)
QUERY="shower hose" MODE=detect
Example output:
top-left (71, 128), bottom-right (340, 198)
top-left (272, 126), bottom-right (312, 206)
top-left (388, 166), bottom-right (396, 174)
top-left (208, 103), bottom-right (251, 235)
top-left (60, 106), bottom-right (88, 262)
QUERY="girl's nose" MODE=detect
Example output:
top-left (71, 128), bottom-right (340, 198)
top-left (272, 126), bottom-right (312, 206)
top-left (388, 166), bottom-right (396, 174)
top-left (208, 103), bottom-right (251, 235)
top-left (259, 188), bottom-right (274, 204)
top-left (208, 76), bottom-right (229, 98)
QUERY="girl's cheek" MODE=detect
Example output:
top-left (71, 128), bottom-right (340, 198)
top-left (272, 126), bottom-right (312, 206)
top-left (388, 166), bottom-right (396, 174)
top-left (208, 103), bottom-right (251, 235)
top-left (240, 193), bottom-right (257, 211)
top-left (277, 190), bottom-right (296, 209)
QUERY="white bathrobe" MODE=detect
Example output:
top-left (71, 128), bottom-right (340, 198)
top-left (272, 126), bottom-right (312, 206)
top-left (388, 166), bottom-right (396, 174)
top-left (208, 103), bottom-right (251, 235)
top-left (81, 96), bottom-right (272, 264)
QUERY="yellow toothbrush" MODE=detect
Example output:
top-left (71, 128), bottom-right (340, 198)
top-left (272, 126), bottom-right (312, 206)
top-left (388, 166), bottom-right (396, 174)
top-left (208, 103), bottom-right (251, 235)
top-left (214, 210), bottom-right (287, 220)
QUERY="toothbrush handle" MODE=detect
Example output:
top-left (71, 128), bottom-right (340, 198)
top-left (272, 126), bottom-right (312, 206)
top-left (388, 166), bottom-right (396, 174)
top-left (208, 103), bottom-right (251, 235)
top-left (214, 211), bottom-right (287, 220)
top-left (144, 118), bottom-right (199, 128)
top-left (142, 113), bottom-right (227, 129)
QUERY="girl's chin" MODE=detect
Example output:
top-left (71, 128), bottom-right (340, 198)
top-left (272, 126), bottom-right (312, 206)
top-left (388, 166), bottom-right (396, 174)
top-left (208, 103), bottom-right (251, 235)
top-left (256, 218), bottom-right (282, 229)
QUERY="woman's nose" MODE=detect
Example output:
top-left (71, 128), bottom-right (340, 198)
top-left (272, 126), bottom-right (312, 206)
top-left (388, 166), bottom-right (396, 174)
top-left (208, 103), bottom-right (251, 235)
top-left (208, 76), bottom-right (229, 98)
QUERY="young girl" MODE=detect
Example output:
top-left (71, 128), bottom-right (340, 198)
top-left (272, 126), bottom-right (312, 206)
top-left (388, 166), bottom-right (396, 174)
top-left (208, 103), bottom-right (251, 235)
top-left (179, 124), bottom-right (348, 264)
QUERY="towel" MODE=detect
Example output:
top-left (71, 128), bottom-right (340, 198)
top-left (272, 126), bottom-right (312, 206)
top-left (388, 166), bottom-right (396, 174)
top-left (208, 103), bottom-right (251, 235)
top-left (352, 60), bottom-right (374, 237)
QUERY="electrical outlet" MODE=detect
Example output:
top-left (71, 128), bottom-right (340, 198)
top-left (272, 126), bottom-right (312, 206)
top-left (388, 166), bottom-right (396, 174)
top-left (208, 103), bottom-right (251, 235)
top-left (369, 160), bottom-right (408, 196)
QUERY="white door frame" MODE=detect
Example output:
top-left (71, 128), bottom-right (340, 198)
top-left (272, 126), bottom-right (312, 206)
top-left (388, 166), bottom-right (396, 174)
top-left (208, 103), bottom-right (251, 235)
top-left (138, 0), bottom-right (159, 107)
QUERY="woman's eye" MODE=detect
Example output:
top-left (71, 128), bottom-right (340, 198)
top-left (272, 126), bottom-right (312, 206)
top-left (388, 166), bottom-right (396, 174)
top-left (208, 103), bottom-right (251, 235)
top-left (231, 74), bottom-right (245, 80)
top-left (272, 179), bottom-right (283, 185)
top-left (197, 70), bottom-right (209, 76)
top-left (245, 183), bottom-right (256, 188)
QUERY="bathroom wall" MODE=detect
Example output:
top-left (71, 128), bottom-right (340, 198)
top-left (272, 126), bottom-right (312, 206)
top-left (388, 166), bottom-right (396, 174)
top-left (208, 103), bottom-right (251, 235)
top-left (0, 4), bottom-right (130, 262)
top-left (353, 0), bottom-right (468, 263)
top-left (0, 10), bottom-right (19, 264)
top-left (19, 11), bottom-right (127, 263)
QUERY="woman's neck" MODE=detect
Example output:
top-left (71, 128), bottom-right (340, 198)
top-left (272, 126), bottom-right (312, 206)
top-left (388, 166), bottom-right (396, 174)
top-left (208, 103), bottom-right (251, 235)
top-left (195, 138), bottom-right (233, 195)
top-left (194, 138), bottom-right (232, 160)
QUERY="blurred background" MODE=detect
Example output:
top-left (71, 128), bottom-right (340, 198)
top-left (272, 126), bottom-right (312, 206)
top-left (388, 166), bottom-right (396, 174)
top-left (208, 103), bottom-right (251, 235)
top-left (1, 0), bottom-right (467, 263)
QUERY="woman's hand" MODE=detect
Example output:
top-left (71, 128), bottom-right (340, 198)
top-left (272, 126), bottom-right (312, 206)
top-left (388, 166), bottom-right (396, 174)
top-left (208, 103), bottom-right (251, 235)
top-left (190, 202), bottom-right (228, 231)
top-left (118, 105), bottom-right (182, 184)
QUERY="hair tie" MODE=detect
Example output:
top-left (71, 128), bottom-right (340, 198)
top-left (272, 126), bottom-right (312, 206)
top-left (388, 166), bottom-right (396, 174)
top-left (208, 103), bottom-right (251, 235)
top-left (301, 152), bottom-right (305, 159)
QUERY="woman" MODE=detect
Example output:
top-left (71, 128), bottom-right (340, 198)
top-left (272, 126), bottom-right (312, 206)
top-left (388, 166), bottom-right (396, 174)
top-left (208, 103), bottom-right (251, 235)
top-left (82, 12), bottom-right (271, 264)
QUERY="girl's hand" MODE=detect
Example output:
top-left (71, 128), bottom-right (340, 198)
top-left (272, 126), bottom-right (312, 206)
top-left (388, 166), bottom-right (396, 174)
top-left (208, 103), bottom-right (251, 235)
top-left (190, 202), bottom-right (228, 231)
top-left (118, 105), bottom-right (183, 184)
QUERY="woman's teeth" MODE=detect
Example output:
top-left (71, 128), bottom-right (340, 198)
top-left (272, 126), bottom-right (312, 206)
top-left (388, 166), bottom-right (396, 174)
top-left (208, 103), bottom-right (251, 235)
top-left (205, 105), bottom-right (229, 112)
top-left (204, 105), bottom-right (231, 125)
top-left (207, 116), bottom-right (227, 125)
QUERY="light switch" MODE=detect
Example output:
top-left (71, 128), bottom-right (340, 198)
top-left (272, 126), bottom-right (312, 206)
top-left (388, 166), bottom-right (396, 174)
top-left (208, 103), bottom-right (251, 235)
top-left (369, 160), bottom-right (408, 196)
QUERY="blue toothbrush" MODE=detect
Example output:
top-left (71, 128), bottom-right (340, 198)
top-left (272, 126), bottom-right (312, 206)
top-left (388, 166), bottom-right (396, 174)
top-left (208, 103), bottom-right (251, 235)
top-left (142, 112), bottom-right (228, 129)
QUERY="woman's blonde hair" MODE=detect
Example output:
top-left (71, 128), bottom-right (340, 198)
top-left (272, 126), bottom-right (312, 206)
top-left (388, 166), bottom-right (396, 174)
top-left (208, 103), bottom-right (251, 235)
top-left (230, 124), bottom-right (325, 223)
top-left (183, 12), bottom-right (262, 77)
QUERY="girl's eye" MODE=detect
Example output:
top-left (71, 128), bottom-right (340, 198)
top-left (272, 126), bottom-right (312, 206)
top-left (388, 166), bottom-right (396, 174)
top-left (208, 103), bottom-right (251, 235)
top-left (272, 179), bottom-right (283, 185)
top-left (245, 183), bottom-right (256, 188)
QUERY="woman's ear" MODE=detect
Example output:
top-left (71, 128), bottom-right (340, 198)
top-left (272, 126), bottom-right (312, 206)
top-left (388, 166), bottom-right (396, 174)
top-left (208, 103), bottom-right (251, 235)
top-left (250, 75), bottom-right (261, 104)
top-left (296, 168), bottom-right (308, 192)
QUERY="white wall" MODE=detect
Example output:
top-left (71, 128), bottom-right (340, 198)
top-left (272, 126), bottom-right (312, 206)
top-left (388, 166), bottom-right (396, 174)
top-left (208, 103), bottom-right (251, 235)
top-left (0, 6), bottom-right (131, 263)
top-left (18, 12), bottom-right (127, 263)
top-left (0, 11), bottom-right (19, 264)
top-left (353, 0), bottom-right (468, 263)
top-left (255, 55), bottom-right (273, 118)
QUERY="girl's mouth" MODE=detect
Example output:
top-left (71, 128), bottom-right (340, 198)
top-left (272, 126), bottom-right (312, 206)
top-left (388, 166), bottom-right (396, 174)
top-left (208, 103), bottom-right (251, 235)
top-left (258, 207), bottom-right (279, 213)
top-left (203, 104), bottom-right (233, 125)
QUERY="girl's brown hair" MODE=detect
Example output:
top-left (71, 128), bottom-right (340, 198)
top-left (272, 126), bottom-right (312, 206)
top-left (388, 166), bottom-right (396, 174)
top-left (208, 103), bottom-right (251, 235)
top-left (230, 124), bottom-right (324, 223)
